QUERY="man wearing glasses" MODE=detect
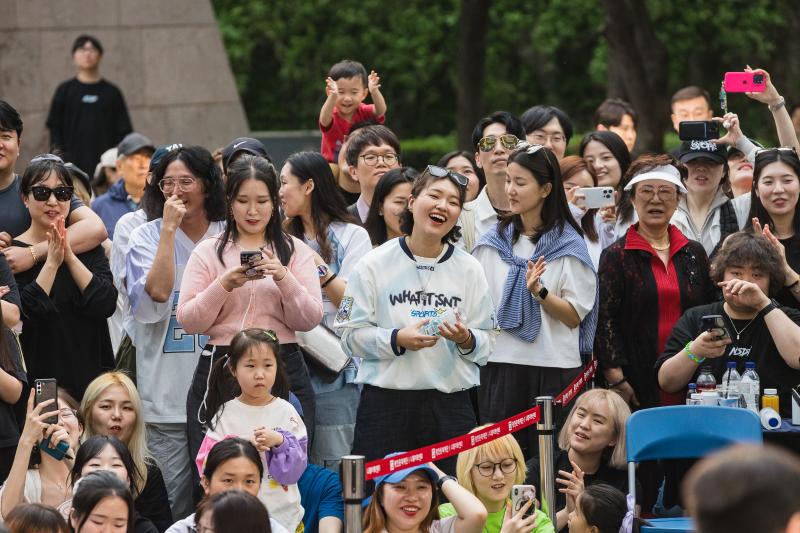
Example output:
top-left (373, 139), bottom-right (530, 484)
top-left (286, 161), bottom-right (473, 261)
top-left (46, 34), bottom-right (132, 176)
top-left (457, 111), bottom-right (525, 251)
top-left (344, 125), bottom-right (402, 223)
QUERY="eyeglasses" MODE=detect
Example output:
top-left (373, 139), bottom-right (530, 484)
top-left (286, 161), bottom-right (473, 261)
top-left (359, 153), bottom-right (399, 166)
top-left (473, 459), bottom-right (517, 477)
top-left (528, 131), bottom-right (566, 145)
top-left (637, 186), bottom-right (678, 201)
top-left (477, 134), bottom-right (519, 152)
top-left (31, 185), bottom-right (74, 202)
top-left (426, 165), bottom-right (468, 189)
top-left (158, 177), bottom-right (197, 193)
top-left (58, 407), bottom-right (77, 420)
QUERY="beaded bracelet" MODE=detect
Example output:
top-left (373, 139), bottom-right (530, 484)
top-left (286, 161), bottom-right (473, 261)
top-left (685, 340), bottom-right (705, 364)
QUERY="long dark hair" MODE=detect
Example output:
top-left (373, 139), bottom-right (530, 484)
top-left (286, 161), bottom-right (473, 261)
top-left (217, 155), bottom-right (294, 266)
top-left (205, 329), bottom-right (289, 430)
top-left (399, 169), bottom-right (465, 244)
top-left (283, 151), bottom-right (358, 263)
top-left (559, 156), bottom-right (599, 243)
top-left (196, 490), bottom-right (271, 533)
top-left (576, 483), bottom-right (628, 533)
top-left (69, 470), bottom-right (135, 533)
top-left (364, 167), bottom-right (418, 246)
top-left (746, 149), bottom-right (800, 235)
top-left (203, 437), bottom-right (263, 481)
top-left (499, 145), bottom-right (583, 244)
top-left (70, 435), bottom-right (141, 498)
top-left (140, 145), bottom-right (226, 222)
top-left (579, 131), bottom-right (633, 224)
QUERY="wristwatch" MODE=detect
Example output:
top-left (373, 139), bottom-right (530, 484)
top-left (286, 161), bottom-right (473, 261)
top-left (534, 286), bottom-right (549, 302)
top-left (769, 96), bottom-right (786, 112)
top-left (317, 264), bottom-right (330, 278)
top-left (436, 475), bottom-right (457, 490)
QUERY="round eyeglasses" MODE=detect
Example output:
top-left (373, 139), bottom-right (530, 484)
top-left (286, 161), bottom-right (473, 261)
top-left (473, 459), bottom-right (517, 477)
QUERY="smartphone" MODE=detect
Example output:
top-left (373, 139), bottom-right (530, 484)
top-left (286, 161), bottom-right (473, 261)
top-left (511, 484), bottom-right (536, 518)
top-left (724, 71), bottom-right (766, 93)
top-left (34, 378), bottom-right (58, 425)
top-left (240, 250), bottom-right (263, 277)
top-left (679, 121), bottom-right (720, 141)
top-left (579, 187), bottom-right (615, 209)
top-left (700, 315), bottom-right (729, 341)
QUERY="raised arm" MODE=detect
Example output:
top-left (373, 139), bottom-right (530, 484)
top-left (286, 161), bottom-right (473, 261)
top-left (430, 463), bottom-right (487, 533)
top-left (145, 196), bottom-right (185, 302)
top-left (368, 71), bottom-right (387, 117)
top-left (745, 67), bottom-right (800, 151)
top-left (319, 78), bottom-right (339, 129)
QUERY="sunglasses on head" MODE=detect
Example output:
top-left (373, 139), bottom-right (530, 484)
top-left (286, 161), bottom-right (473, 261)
top-left (477, 134), bottom-right (519, 152)
top-left (425, 165), bottom-right (469, 189)
top-left (754, 146), bottom-right (799, 159)
top-left (514, 141), bottom-right (545, 155)
top-left (30, 153), bottom-right (65, 164)
top-left (31, 185), bottom-right (73, 202)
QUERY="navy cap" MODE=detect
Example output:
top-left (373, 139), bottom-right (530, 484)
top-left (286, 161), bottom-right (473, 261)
top-left (149, 143), bottom-right (183, 172)
top-left (117, 133), bottom-right (155, 158)
top-left (221, 137), bottom-right (270, 174)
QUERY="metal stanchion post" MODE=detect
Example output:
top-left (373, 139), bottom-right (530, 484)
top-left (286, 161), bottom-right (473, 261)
top-left (536, 396), bottom-right (556, 526)
top-left (341, 455), bottom-right (365, 533)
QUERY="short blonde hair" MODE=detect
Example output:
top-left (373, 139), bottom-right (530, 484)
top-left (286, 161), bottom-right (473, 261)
top-left (557, 389), bottom-right (631, 469)
top-left (455, 426), bottom-right (527, 496)
top-left (80, 372), bottom-right (150, 494)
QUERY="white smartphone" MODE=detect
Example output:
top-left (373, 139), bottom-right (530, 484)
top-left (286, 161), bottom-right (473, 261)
top-left (511, 484), bottom-right (536, 518)
top-left (579, 186), bottom-right (615, 209)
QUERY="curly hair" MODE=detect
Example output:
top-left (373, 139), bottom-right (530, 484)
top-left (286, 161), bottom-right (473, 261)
top-left (710, 231), bottom-right (785, 297)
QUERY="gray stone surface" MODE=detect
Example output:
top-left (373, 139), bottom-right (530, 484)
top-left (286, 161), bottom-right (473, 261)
top-left (0, 0), bottom-right (248, 169)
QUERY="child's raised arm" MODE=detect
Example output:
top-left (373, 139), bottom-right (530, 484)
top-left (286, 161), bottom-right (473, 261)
top-left (320, 77), bottom-right (339, 129)
top-left (369, 70), bottom-right (387, 118)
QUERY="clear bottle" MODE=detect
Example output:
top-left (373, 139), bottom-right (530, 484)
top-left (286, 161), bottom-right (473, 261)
top-left (686, 383), bottom-right (698, 405)
top-left (720, 361), bottom-right (742, 406)
top-left (739, 362), bottom-right (760, 413)
top-left (696, 365), bottom-right (717, 392)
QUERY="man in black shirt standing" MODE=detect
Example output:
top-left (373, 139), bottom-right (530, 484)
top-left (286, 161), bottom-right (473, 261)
top-left (46, 34), bottom-right (132, 175)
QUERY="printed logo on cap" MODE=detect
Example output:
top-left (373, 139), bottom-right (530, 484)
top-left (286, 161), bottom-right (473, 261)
top-left (690, 140), bottom-right (717, 152)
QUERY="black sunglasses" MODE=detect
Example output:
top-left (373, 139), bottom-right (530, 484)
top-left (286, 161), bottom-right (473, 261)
top-left (31, 185), bottom-right (74, 202)
top-left (426, 165), bottom-right (468, 189)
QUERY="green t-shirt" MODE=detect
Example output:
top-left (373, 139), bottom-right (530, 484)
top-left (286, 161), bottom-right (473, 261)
top-left (438, 502), bottom-right (554, 533)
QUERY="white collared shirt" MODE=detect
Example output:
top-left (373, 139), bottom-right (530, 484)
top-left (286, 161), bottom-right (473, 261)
top-left (456, 187), bottom-right (500, 251)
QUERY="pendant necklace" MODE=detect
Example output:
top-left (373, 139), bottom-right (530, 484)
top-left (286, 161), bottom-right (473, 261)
top-left (727, 314), bottom-right (757, 341)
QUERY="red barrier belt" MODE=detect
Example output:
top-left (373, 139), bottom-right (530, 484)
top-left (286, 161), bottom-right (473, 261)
top-left (363, 359), bottom-right (597, 479)
top-left (364, 405), bottom-right (541, 480)
top-left (554, 358), bottom-right (598, 406)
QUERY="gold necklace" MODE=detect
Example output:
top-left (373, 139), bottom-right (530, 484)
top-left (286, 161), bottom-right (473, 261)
top-left (648, 240), bottom-right (671, 251)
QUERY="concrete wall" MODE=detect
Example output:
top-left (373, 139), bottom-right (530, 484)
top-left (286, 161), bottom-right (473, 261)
top-left (0, 0), bottom-right (249, 169)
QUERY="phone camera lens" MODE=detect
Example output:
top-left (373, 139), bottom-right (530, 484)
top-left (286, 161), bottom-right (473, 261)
top-left (754, 74), bottom-right (765, 84)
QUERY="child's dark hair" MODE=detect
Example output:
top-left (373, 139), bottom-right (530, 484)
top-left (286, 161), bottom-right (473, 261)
top-left (399, 168), bottom-right (465, 244)
top-left (345, 126), bottom-right (401, 168)
top-left (70, 470), bottom-right (134, 533)
top-left (437, 151), bottom-right (485, 192)
top-left (579, 131), bottom-right (633, 224)
top-left (20, 154), bottom-right (73, 196)
top-left (328, 59), bottom-right (368, 87)
top-left (203, 437), bottom-right (264, 481)
top-left (70, 435), bottom-right (141, 498)
top-left (0, 100), bottom-right (23, 138)
top-left (577, 483), bottom-right (628, 533)
top-left (6, 503), bottom-right (69, 533)
top-left (471, 111), bottom-right (525, 149)
top-left (594, 98), bottom-right (638, 128)
top-left (205, 329), bottom-right (288, 430)
top-left (364, 167), bottom-right (418, 246)
top-left (283, 151), bottom-right (359, 263)
top-left (71, 34), bottom-right (104, 55)
top-left (218, 154), bottom-right (295, 266)
top-left (500, 146), bottom-right (582, 244)
top-left (196, 490), bottom-right (272, 533)
top-left (520, 105), bottom-right (574, 144)
top-left (141, 145), bottom-right (226, 222)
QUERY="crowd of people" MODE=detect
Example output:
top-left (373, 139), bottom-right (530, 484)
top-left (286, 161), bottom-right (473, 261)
top-left (0, 34), bottom-right (798, 533)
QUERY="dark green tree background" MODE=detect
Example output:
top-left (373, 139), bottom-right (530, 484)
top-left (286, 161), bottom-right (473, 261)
top-left (214, 0), bottom-right (797, 156)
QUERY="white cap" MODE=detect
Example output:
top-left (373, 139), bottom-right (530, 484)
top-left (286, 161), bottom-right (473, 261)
top-left (623, 164), bottom-right (687, 194)
top-left (93, 148), bottom-right (118, 179)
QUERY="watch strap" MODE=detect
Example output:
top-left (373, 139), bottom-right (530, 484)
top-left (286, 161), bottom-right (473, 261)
top-left (436, 475), bottom-right (457, 490)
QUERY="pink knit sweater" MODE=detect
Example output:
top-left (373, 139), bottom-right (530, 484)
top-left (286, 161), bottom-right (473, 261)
top-left (176, 235), bottom-right (323, 345)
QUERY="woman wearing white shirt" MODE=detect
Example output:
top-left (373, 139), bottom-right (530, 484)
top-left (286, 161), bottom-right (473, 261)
top-left (473, 143), bottom-right (598, 460)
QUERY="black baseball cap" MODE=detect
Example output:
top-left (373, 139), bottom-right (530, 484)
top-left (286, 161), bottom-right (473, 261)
top-left (149, 143), bottom-right (183, 172)
top-left (221, 137), bottom-right (270, 174)
top-left (677, 140), bottom-right (728, 165)
top-left (117, 133), bottom-right (155, 158)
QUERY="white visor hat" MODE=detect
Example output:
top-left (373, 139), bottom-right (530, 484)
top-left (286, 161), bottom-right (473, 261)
top-left (623, 164), bottom-right (686, 194)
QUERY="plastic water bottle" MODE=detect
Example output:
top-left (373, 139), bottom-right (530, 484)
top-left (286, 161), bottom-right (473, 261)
top-left (686, 383), bottom-right (698, 405)
top-left (720, 361), bottom-right (742, 406)
top-left (740, 362), bottom-right (760, 413)
top-left (696, 366), bottom-right (717, 392)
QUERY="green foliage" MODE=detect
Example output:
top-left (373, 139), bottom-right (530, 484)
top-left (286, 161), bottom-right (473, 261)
top-left (401, 134), bottom-right (457, 170)
top-left (213, 0), bottom-right (793, 147)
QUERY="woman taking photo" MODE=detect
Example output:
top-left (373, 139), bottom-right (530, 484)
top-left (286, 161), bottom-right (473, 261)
top-left (595, 155), bottom-right (715, 409)
top-left (13, 154), bottom-right (117, 400)
top-left (177, 154), bottom-right (322, 476)
top-left (81, 372), bottom-right (172, 531)
top-left (579, 131), bottom-right (634, 238)
top-left (364, 168), bottom-right (416, 247)
top-left (279, 151), bottom-right (371, 467)
top-left (473, 143), bottom-right (597, 459)
top-left (363, 457), bottom-right (487, 533)
top-left (437, 151), bottom-right (484, 202)
top-left (336, 166), bottom-right (497, 473)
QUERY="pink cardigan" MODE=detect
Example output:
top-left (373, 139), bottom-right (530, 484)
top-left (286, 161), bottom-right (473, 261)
top-left (177, 235), bottom-right (323, 345)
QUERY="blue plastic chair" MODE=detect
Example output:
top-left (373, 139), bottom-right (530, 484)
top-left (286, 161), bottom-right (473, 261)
top-left (626, 406), bottom-right (762, 533)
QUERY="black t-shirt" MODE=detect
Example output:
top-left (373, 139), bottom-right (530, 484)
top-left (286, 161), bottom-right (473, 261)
top-left (0, 175), bottom-right (82, 238)
top-left (0, 254), bottom-right (25, 448)
top-left (656, 301), bottom-right (800, 417)
top-left (46, 78), bottom-right (132, 175)
top-left (778, 236), bottom-right (800, 309)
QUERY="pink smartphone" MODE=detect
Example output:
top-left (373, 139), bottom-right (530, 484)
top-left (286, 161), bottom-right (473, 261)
top-left (723, 71), bottom-right (766, 93)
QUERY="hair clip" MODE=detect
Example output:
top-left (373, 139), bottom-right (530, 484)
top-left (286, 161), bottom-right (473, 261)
top-left (259, 329), bottom-right (278, 342)
top-left (514, 141), bottom-right (544, 155)
top-left (30, 153), bottom-right (65, 164)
